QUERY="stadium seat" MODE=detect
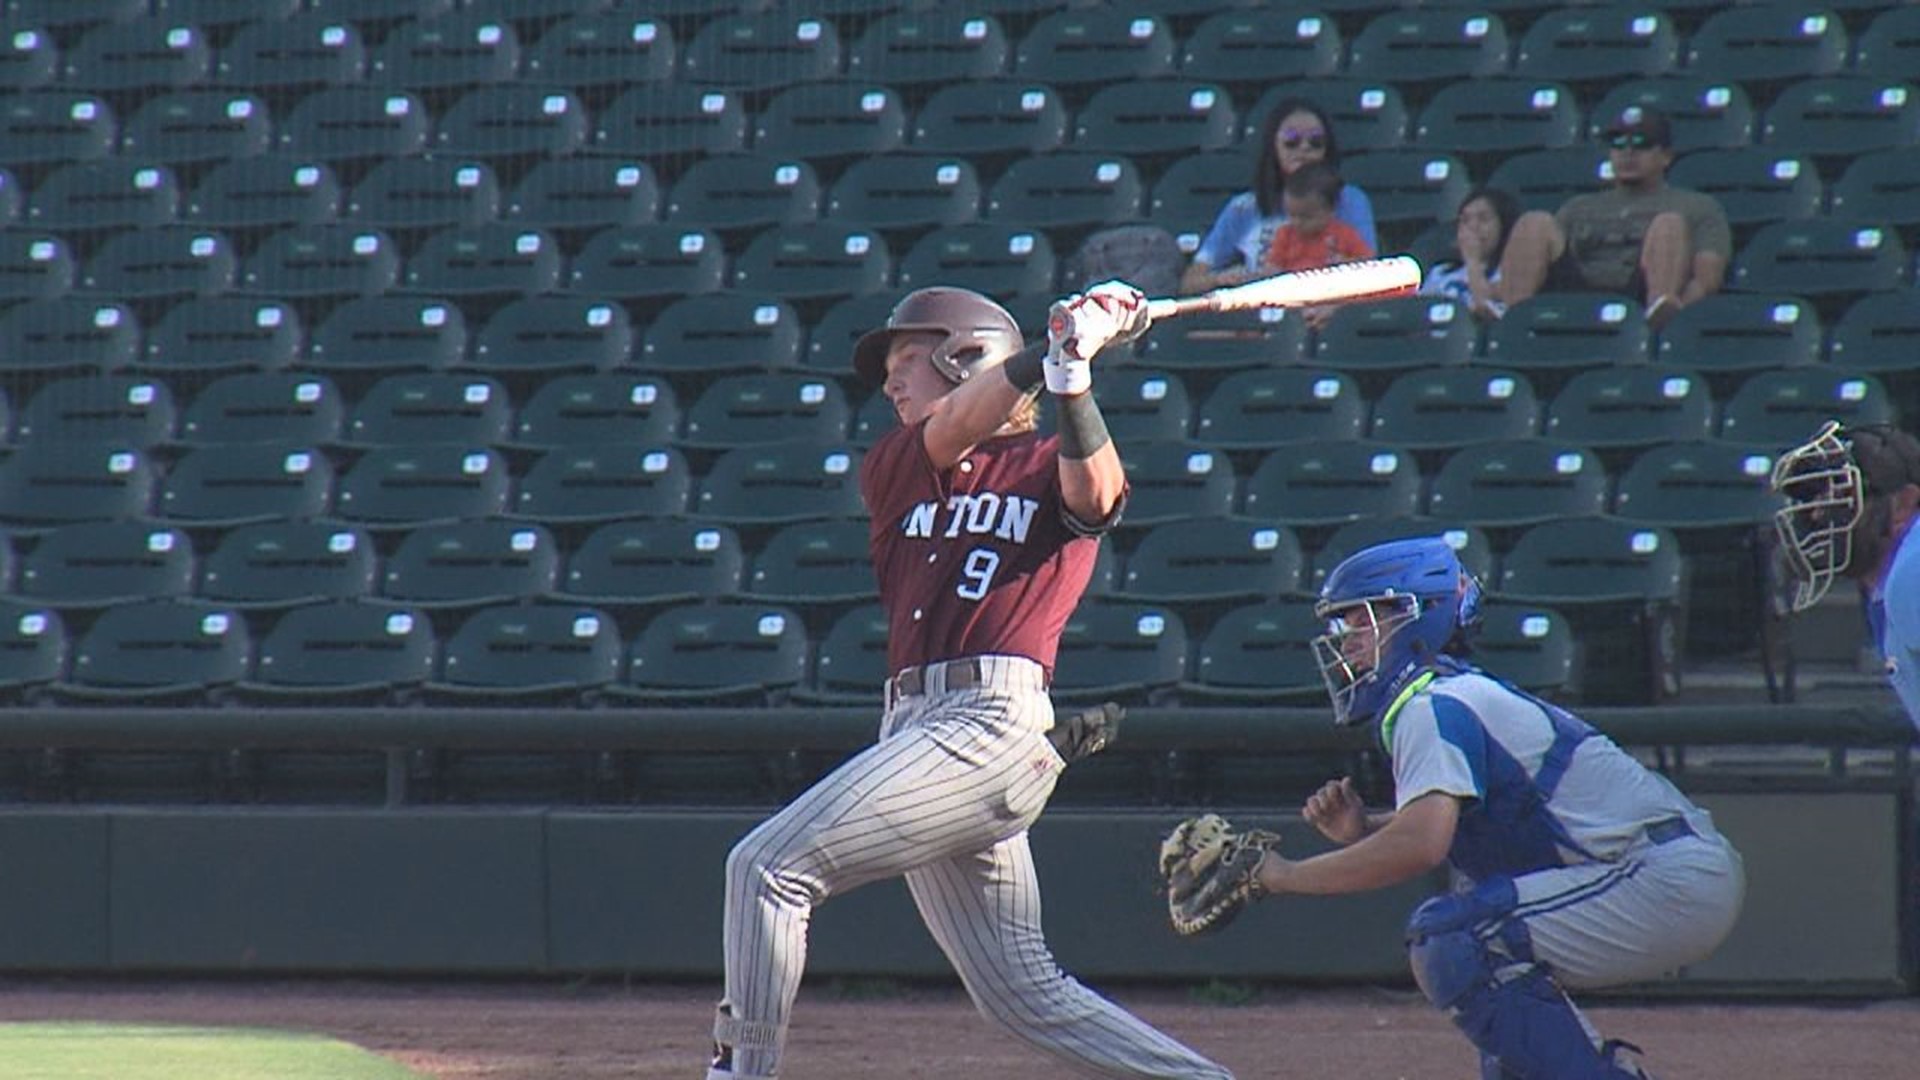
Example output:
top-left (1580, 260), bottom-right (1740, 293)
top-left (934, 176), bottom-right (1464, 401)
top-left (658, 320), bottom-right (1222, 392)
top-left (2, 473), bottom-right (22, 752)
top-left (615, 601), bottom-right (810, 704)
top-left (682, 12), bottom-right (843, 90)
top-left (1853, 6), bottom-right (1920, 83)
top-left (848, 388), bottom-right (899, 447)
top-left (1180, 10), bottom-right (1341, 89)
top-left (512, 444), bottom-right (692, 525)
top-left (469, 295), bottom-right (632, 375)
top-left (346, 157), bottom-right (500, 232)
top-left (692, 442), bottom-right (865, 526)
top-left (1485, 147), bottom-right (1610, 215)
top-left (1367, 367), bottom-right (1539, 462)
top-left (403, 223), bottom-right (563, 298)
top-left (803, 292), bottom-right (900, 376)
top-left (25, 159), bottom-right (179, 234)
top-left (909, 78), bottom-right (1069, 159)
top-left (1718, 368), bottom-right (1898, 447)
top-left (428, 603), bottom-right (622, 702)
top-left (504, 158), bottom-right (659, 233)
top-left (1587, 77), bottom-right (1755, 153)
top-left (742, 518), bottom-right (876, 613)
top-left (1731, 220), bottom-right (1909, 315)
top-left (0, 231), bottom-right (75, 303)
top-left (798, 601), bottom-right (888, 705)
top-left (62, 18), bottom-right (213, 92)
top-left (566, 224), bottom-right (727, 304)
top-left (368, 12), bottom-right (521, 89)
top-left (380, 520), bottom-right (559, 610)
top-left (637, 292), bottom-right (805, 376)
top-left (1665, 149), bottom-right (1823, 236)
top-left (178, 372), bottom-right (344, 447)
top-left (592, 85), bottom-right (749, 158)
top-left (1542, 365), bottom-right (1715, 458)
top-left (214, 13), bottom-right (369, 96)
top-left (1116, 518), bottom-right (1304, 605)
top-left (1181, 599), bottom-right (1322, 704)
top-left (1240, 439), bottom-right (1423, 534)
top-left (523, 12), bottom-right (675, 92)
top-left (333, 445), bottom-right (511, 528)
top-left (57, 599), bottom-right (252, 703)
top-left (1311, 295), bottom-right (1477, 384)
top-left (139, 296), bottom-right (299, 375)
top-left (1071, 80), bottom-right (1237, 161)
top-left (1427, 439), bottom-right (1609, 535)
top-left (118, 90), bottom-right (271, 165)
top-left (1762, 75), bottom-right (1920, 161)
top-left (1482, 293), bottom-right (1651, 392)
top-left (1472, 601), bottom-right (1575, 697)
top-left (1051, 600), bottom-right (1188, 704)
top-left (1336, 151), bottom-right (1470, 237)
top-left (1495, 518), bottom-right (1683, 704)
top-left (1512, 8), bottom-right (1679, 87)
top-left (156, 444), bottom-right (334, 527)
top-left (1310, 518), bottom-right (1495, 591)
top-left (683, 372), bottom-right (851, 450)
top-left (1829, 147), bottom-right (1920, 237)
top-left (241, 225), bottom-right (402, 301)
top-left (1827, 290), bottom-right (1920, 422)
top-left (19, 521), bottom-right (195, 607)
top-left (510, 373), bottom-right (677, 449)
top-left (730, 223), bottom-right (891, 305)
top-left (277, 87), bottom-right (430, 163)
top-left (1195, 368), bottom-right (1366, 450)
top-left (183, 156), bottom-right (342, 233)
top-left (1413, 79), bottom-right (1582, 165)
top-left (1149, 148), bottom-right (1248, 241)
top-left (0, 600), bottom-right (67, 702)
top-left (343, 373), bottom-right (510, 447)
top-left (825, 154), bottom-right (982, 240)
top-left (665, 154), bottom-right (822, 234)
top-left (308, 295), bottom-right (465, 374)
top-left (0, 297), bottom-right (136, 374)
top-left (197, 521), bottom-right (378, 609)
top-left (0, 91), bottom-right (116, 170)
top-left (847, 10), bottom-right (1010, 89)
top-left (1345, 9), bottom-right (1510, 87)
top-left (0, 24), bottom-right (58, 92)
top-left (558, 519), bottom-right (744, 607)
top-left (1118, 442), bottom-right (1237, 527)
top-left (79, 225), bottom-right (236, 301)
top-left (895, 222), bottom-right (1054, 301)
top-left (1065, 369), bottom-right (1188, 445)
top-left (15, 374), bottom-right (174, 447)
top-left (1246, 79), bottom-right (1411, 154)
top-left (985, 151), bottom-right (1146, 238)
top-left (1012, 11), bottom-right (1175, 98)
top-left (753, 81), bottom-right (909, 163)
top-left (1686, 4), bottom-right (1849, 88)
top-left (239, 600), bottom-right (435, 703)
top-left (1652, 293), bottom-right (1822, 381)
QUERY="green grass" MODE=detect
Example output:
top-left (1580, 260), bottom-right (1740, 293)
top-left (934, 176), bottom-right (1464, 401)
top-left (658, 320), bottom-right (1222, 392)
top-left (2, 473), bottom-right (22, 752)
top-left (0, 1022), bottom-right (428, 1080)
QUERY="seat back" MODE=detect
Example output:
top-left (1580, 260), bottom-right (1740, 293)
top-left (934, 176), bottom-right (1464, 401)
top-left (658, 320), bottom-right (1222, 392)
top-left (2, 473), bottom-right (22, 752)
top-left (346, 157), bottom-right (501, 231)
top-left (593, 85), bottom-right (748, 157)
top-left (1346, 9), bottom-right (1510, 85)
top-left (805, 601), bottom-right (888, 704)
top-left (745, 519), bottom-right (877, 605)
top-left (504, 158), bottom-right (659, 232)
top-left (624, 601), bottom-right (810, 700)
top-left (753, 81), bottom-right (908, 162)
top-left (368, 11), bottom-right (521, 88)
top-left (1052, 601), bottom-right (1188, 702)
top-left (308, 294), bottom-right (465, 372)
top-left (382, 520), bottom-right (559, 608)
top-left (1119, 441), bottom-right (1237, 527)
top-left (250, 601), bottom-right (435, 694)
top-left (1483, 293), bottom-right (1651, 386)
top-left (684, 373), bottom-right (851, 450)
top-left (1472, 601), bottom-right (1574, 696)
top-left (1828, 290), bottom-right (1920, 374)
top-left (0, 600), bottom-right (68, 696)
top-left (1718, 368), bottom-right (1897, 447)
top-left (1196, 368), bottom-right (1366, 449)
top-left (120, 90), bottom-right (272, 165)
top-left (18, 374), bottom-right (176, 447)
top-left (1336, 150), bottom-right (1471, 236)
top-left (639, 293), bottom-right (806, 375)
top-left (1187, 599), bottom-right (1322, 699)
top-left (26, 159), bottom-right (180, 233)
top-left (849, 11), bottom-right (1009, 88)
top-left (0, 297), bottom-right (135, 371)
top-left (560, 519), bottom-right (744, 606)
top-left (216, 12), bottom-right (368, 93)
top-left (471, 295), bottom-right (633, 374)
top-left (512, 374), bottom-right (678, 448)
top-left (1498, 519), bottom-right (1682, 604)
top-left (1731, 220), bottom-right (1908, 305)
top-left (433, 85), bottom-right (588, 159)
top-left (402, 224), bottom-right (562, 297)
top-left (665, 154), bottom-right (822, 232)
top-left (730, 223), bottom-right (891, 303)
top-left (1311, 518), bottom-right (1495, 591)
top-left (345, 373), bottom-right (512, 446)
top-left (514, 444), bottom-right (692, 524)
top-left (985, 151), bottom-right (1145, 233)
top-left (278, 86), bottom-right (430, 162)
top-left (0, 91), bottom-right (117, 169)
top-left (1368, 367), bottom-right (1539, 451)
top-left (1762, 75), bottom-right (1920, 161)
top-left (896, 223), bottom-right (1055, 300)
top-left (1241, 440), bottom-right (1423, 528)
top-left (911, 78), bottom-right (1068, 158)
top-left (1140, 307), bottom-right (1311, 374)
top-left (1543, 365), bottom-right (1714, 452)
top-left (65, 19), bottom-right (213, 92)
top-left (199, 521), bottom-right (377, 608)
top-left (1118, 518), bottom-right (1303, 603)
top-left (0, 443), bottom-right (156, 526)
top-left (66, 600), bottom-right (251, 696)
top-left (568, 224), bottom-right (727, 301)
top-left (1079, 368), bottom-right (1190, 444)
top-left (184, 156), bottom-right (341, 231)
top-left (1486, 147), bottom-right (1610, 214)
top-left (1665, 148), bottom-right (1822, 234)
top-left (1830, 147), bottom-right (1920, 233)
top-left (1312, 294), bottom-right (1477, 376)
top-left (142, 296), bottom-right (301, 374)
top-left (1653, 293), bottom-right (1822, 376)
top-left (1612, 440), bottom-right (1783, 530)
top-left (1246, 79), bottom-right (1410, 154)
top-left (1512, 8), bottom-right (1678, 85)
top-left (80, 225), bottom-right (237, 300)
top-left (20, 521), bottom-right (195, 606)
top-left (1180, 10), bottom-right (1341, 88)
top-left (1071, 79), bottom-right (1237, 159)
top-left (1686, 4), bottom-right (1849, 85)
top-left (682, 13), bottom-right (843, 91)
top-left (157, 444), bottom-right (334, 526)
top-left (334, 445), bottom-right (511, 526)
top-left (825, 154), bottom-right (982, 237)
top-left (1013, 11), bottom-right (1175, 90)
top-left (693, 442), bottom-right (865, 525)
top-left (1414, 79), bottom-right (1581, 162)
top-left (0, 230), bottom-right (77, 302)
top-left (438, 603), bottom-right (621, 694)
top-left (179, 372), bottom-right (345, 446)
top-left (1854, 6), bottom-right (1920, 82)
top-left (523, 12), bottom-right (675, 91)
top-left (1427, 438), bottom-right (1609, 530)
top-left (242, 224), bottom-right (402, 299)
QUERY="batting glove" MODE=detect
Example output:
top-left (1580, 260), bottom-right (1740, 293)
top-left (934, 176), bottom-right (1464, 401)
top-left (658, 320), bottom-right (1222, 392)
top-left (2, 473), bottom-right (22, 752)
top-left (1045, 281), bottom-right (1150, 395)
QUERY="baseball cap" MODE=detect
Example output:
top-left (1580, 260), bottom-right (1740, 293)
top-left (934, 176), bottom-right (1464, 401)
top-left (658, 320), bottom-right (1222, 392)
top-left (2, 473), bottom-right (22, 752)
top-left (1603, 106), bottom-right (1672, 148)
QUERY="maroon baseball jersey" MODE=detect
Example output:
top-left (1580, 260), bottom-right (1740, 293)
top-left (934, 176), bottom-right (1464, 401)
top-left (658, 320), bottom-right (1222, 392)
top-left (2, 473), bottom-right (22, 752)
top-left (862, 420), bottom-right (1106, 679)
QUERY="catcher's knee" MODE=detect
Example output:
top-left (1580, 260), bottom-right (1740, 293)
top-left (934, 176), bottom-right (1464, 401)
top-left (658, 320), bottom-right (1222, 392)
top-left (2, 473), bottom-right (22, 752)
top-left (1407, 918), bottom-right (1490, 1010)
top-left (1405, 884), bottom-right (1527, 1010)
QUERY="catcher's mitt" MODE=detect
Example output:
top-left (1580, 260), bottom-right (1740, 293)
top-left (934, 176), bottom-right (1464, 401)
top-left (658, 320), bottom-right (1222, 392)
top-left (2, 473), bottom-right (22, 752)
top-left (1157, 814), bottom-right (1281, 937)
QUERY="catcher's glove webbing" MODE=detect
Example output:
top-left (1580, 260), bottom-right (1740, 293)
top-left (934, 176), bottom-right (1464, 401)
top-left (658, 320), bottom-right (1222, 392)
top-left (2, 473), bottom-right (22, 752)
top-left (1157, 814), bottom-right (1281, 936)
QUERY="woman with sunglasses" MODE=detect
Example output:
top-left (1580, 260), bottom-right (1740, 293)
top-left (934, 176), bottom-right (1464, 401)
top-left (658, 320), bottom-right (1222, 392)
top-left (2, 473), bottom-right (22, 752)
top-left (1179, 98), bottom-right (1377, 295)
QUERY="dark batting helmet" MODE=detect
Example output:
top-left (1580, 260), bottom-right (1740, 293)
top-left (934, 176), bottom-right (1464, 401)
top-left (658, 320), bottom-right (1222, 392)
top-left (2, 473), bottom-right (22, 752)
top-left (852, 287), bottom-right (1024, 388)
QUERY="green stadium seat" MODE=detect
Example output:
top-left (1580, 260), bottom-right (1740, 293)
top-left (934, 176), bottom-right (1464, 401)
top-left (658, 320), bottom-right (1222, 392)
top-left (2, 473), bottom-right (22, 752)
top-left (1588, 77), bottom-right (1755, 152)
top-left (985, 151), bottom-right (1146, 235)
top-left (825, 154), bottom-right (982, 241)
top-left (79, 225), bottom-right (236, 301)
top-left (468, 295), bottom-right (632, 375)
top-left (511, 445), bottom-right (692, 525)
top-left (681, 13), bottom-right (844, 91)
top-left (509, 373), bottom-right (678, 449)
top-left (1426, 438), bottom-right (1609, 533)
top-left (804, 292), bottom-right (900, 376)
top-left (1731, 220), bottom-right (1909, 315)
top-left (214, 13), bottom-right (368, 96)
top-left (1413, 79), bottom-right (1582, 165)
top-left (16, 374), bottom-right (175, 447)
top-left (1118, 441), bottom-right (1237, 527)
top-left (155, 444), bottom-right (333, 528)
top-left (1486, 147), bottom-right (1610, 214)
top-left (523, 13), bottom-right (675, 92)
top-left (57, 599), bottom-right (251, 703)
top-left (504, 158), bottom-right (659, 232)
top-left (138, 294), bottom-right (299, 374)
top-left (593, 85), bottom-right (749, 158)
top-left (1246, 79), bottom-right (1410, 153)
top-left (343, 372), bottom-right (512, 447)
top-left (1512, 8), bottom-right (1680, 87)
top-left (566, 224), bottom-right (727, 303)
top-left (692, 442), bottom-right (865, 526)
top-left (1345, 9), bottom-right (1510, 88)
top-left (1181, 599), bottom-right (1322, 704)
top-left (380, 520), bottom-right (560, 610)
top-left (428, 603), bottom-right (621, 703)
top-left (1718, 367), bottom-right (1898, 447)
top-left (1180, 10), bottom-right (1341, 89)
top-left (333, 445), bottom-right (510, 528)
top-left (1077, 368), bottom-right (1191, 444)
top-left (752, 81), bottom-right (909, 162)
top-left (1853, 6), bottom-right (1920, 83)
top-left (798, 601), bottom-right (887, 705)
top-left (910, 78), bottom-right (1069, 159)
top-left (682, 372), bottom-right (852, 450)
top-left (1149, 148), bottom-right (1247, 241)
top-left (1542, 365), bottom-right (1715, 459)
top-left (1483, 293), bottom-right (1651, 393)
top-left (742, 519), bottom-right (877, 612)
top-left (1051, 601), bottom-right (1188, 705)
top-left (26, 159), bottom-right (179, 234)
top-left (638, 293), bottom-right (805, 376)
top-left (614, 601), bottom-right (810, 705)
top-left (401, 224), bottom-right (563, 298)
top-left (178, 372), bottom-right (345, 447)
top-left (0, 600), bottom-right (68, 702)
top-left (1665, 149), bottom-right (1823, 236)
top-left (62, 18), bottom-right (212, 92)
top-left (183, 156), bottom-right (341, 232)
top-left (0, 24), bottom-right (59, 91)
top-left (1195, 368), bottom-right (1366, 450)
top-left (1652, 293), bottom-right (1822, 382)
top-left (119, 90), bottom-right (271, 165)
top-left (0, 91), bottom-right (116, 170)
top-left (1241, 439), bottom-right (1423, 534)
top-left (1686, 4), bottom-right (1849, 88)
top-left (1367, 366), bottom-right (1540, 455)
top-left (238, 600), bottom-right (434, 704)
top-left (346, 157), bottom-right (500, 232)
top-left (1013, 11), bottom-right (1175, 97)
top-left (196, 518), bottom-right (376, 611)
top-left (431, 85), bottom-right (589, 160)
top-left (308, 295), bottom-right (465, 374)
top-left (242, 225), bottom-right (402, 301)
top-left (1071, 79), bottom-right (1238, 161)
top-left (20, 521), bottom-right (195, 607)
top-left (848, 11), bottom-right (1010, 89)
top-left (1827, 289), bottom-right (1920, 423)
top-left (557, 519), bottom-right (744, 607)
top-left (277, 87), bottom-right (430, 163)
top-left (1829, 147), bottom-right (1920, 238)
top-left (1337, 150), bottom-right (1471, 235)
top-left (896, 222), bottom-right (1055, 300)
top-left (1311, 294), bottom-right (1477, 383)
top-left (368, 12), bottom-right (521, 89)
top-left (1115, 518), bottom-right (1304, 605)
top-left (665, 154), bottom-right (822, 232)
top-left (0, 231), bottom-right (75, 302)
top-left (729, 222), bottom-right (891, 305)
top-left (1472, 601), bottom-right (1575, 698)
top-left (0, 297), bottom-right (135, 373)
top-left (1762, 75), bottom-right (1920, 162)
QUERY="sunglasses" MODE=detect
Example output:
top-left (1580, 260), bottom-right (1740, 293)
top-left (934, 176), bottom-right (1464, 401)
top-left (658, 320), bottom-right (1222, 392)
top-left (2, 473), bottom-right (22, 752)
top-left (1279, 127), bottom-right (1327, 151)
top-left (1607, 131), bottom-right (1658, 150)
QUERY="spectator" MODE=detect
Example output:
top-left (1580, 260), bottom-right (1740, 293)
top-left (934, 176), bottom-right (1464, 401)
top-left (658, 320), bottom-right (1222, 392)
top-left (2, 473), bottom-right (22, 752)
top-left (1494, 106), bottom-right (1730, 330)
top-left (1420, 187), bottom-right (1522, 321)
top-left (1264, 163), bottom-right (1374, 273)
top-left (1181, 97), bottom-right (1378, 294)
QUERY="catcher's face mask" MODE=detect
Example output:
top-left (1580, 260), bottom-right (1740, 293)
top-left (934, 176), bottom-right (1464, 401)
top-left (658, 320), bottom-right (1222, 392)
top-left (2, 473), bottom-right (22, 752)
top-left (1770, 421), bottom-right (1864, 612)
top-left (1311, 594), bottom-right (1421, 727)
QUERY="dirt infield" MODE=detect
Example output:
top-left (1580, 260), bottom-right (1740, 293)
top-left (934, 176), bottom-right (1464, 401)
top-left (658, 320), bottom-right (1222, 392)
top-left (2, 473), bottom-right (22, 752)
top-left (0, 978), bottom-right (1915, 1079)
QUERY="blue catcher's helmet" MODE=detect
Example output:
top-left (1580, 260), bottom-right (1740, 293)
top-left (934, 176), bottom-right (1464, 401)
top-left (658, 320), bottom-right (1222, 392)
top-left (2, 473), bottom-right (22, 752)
top-left (1312, 536), bottom-right (1483, 726)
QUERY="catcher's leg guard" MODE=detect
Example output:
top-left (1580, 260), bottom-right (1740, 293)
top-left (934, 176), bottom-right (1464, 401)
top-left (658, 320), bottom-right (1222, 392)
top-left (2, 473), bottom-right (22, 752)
top-left (1405, 889), bottom-right (1646, 1080)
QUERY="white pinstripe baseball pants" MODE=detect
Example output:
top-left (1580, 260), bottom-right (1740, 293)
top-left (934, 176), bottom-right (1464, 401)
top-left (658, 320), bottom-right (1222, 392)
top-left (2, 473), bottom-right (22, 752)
top-left (713, 656), bottom-right (1233, 1080)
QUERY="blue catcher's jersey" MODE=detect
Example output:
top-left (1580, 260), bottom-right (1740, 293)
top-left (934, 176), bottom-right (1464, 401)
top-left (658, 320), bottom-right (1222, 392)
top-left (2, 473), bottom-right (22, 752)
top-left (1385, 661), bottom-right (1705, 882)
top-left (1868, 519), bottom-right (1920, 732)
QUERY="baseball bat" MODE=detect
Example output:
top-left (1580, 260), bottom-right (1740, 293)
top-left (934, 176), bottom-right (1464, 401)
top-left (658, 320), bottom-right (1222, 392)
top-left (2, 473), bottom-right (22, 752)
top-left (1144, 255), bottom-right (1423, 322)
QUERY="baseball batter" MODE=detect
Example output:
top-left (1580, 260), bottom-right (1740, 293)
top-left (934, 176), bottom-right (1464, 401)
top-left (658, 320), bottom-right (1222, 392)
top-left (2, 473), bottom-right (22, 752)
top-left (1166, 538), bottom-right (1745, 1079)
top-left (705, 284), bottom-right (1233, 1080)
top-left (1771, 420), bottom-right (1920, 732)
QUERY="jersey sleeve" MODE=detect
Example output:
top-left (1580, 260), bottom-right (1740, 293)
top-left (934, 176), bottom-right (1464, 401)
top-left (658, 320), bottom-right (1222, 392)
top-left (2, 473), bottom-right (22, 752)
top-left (1193, 192), bottom-right (1258, 270)
top-left (1390, 693), bottom-right (1486, 811)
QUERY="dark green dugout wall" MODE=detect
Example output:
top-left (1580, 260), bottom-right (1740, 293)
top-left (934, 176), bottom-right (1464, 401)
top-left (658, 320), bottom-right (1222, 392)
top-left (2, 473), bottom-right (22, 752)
top-left (0, 793), bottom-right (1903, 990)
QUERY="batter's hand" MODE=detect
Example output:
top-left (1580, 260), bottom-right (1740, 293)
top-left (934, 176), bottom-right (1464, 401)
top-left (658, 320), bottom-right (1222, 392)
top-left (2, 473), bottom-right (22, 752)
top-left (1047, 281), bottom-right (1151, 363)
top-left (1303, 776), bottom-right (1368, 846)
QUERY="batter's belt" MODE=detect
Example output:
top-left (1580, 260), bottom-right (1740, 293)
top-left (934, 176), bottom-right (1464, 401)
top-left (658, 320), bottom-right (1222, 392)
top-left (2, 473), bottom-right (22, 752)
top-left (887, 655), bottom-right (1047, 705)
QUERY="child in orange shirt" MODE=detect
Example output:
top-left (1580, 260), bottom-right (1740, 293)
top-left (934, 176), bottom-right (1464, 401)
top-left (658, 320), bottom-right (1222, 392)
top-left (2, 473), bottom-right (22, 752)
top-left (1265, 162), bottom-right (1374, 273)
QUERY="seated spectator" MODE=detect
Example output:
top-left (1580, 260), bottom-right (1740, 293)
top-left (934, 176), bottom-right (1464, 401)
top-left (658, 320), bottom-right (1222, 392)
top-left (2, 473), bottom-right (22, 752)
top-left (1494, 106), bottom-right (1730, 330)
top-left (1265, 163), bottom-right (1374, 273)
top-left (1181, 97), bottom-right (1377, 294)
top-left (1420, 186), bottom-right (1522, 321)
